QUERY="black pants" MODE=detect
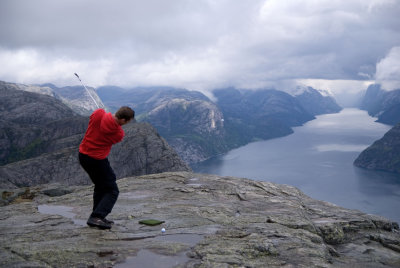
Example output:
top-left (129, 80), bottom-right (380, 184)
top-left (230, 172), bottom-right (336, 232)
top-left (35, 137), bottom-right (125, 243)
top-left (79, 152), bottom-right (119, 219)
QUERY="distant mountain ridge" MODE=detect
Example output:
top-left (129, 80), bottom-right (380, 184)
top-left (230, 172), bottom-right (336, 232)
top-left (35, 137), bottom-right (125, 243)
top-left (97, 85), bottom-right (341, 163)
top-left (213, 88), bottom-right (313, 148)
top-left (360, 84), bottom-right (400, 125)
top-left (288, 86), bottom-right (342, 116)
top-left (0, 81), bottom-right (105, 116)
top-left (2, 80), bottom-right (342, 165)
top-left (353, 83), bottom-right (400, 174)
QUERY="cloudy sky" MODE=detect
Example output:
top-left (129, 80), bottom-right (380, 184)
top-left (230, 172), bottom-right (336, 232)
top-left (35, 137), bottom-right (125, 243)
top-left (0, 0), bottom-right (399, 96)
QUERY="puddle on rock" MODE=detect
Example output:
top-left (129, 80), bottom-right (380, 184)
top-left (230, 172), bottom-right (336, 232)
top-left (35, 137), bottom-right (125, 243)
top-left (115, 233), bottom-right (204, 268)
top-left (115, 249), bottom-right (189, 268)
top-left (38, 205), bottom-right (86, 226)
top-left (186, 177), bottom-right (203, 187)
top-left (154, 233), bottom-right (203, 245)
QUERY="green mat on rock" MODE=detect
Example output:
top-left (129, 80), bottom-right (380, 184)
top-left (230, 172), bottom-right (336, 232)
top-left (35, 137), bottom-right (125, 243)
top-left (138, 219), bottom-right (165, 226)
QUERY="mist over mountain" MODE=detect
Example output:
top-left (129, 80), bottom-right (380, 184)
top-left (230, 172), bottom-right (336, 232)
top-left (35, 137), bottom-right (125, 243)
top-left (286, 86), bottom-right (342, 115)
top-left (360, 84), bottom-right (400, 125)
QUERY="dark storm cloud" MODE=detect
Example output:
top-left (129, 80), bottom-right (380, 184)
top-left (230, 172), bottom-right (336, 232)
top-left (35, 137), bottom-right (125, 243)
top-left (0, 0), bottom-right (399, 91)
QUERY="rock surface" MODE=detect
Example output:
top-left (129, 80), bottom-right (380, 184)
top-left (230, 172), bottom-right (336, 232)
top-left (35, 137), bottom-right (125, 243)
top-left (1, 172), bottom-right (399, 267)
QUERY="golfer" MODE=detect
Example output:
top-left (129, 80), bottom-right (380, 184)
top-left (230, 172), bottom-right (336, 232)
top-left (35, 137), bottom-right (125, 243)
top-left (79, 106), bottom-right (134, 229)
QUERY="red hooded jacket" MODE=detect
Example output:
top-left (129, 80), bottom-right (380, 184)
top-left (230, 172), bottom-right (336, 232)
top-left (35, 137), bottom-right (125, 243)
top-left (79, 109), bottom-right (124, 159)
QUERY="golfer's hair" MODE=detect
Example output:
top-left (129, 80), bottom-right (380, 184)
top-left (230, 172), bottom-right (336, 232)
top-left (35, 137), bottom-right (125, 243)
top-left (115, 106), bottom-right (135, 121)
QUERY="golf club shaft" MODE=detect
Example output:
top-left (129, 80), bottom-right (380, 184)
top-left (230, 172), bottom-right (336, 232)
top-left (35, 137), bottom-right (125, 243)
top-left (74, 73), bottom-right (100, 109)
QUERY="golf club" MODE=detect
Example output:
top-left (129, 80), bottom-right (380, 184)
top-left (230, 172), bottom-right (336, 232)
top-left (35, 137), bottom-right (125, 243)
top-left (74, 73), bottom-right (100, 109)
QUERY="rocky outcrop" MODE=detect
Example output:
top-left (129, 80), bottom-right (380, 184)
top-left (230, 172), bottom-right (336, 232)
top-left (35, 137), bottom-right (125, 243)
top-left (354, 123), bottom-right (400, 174)
top-left (0, 122), bottom-right (191, 188)
top-left (0, 172), bottom-right (399, 267)
top-left (360, 84), bottom-right (400, 125)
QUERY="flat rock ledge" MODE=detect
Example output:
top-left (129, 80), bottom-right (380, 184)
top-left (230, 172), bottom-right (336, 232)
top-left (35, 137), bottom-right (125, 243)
top-left (1, 172), bottom-right (399, 268)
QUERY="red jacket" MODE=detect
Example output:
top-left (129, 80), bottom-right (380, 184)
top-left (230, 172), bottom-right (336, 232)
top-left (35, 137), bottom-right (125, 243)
top-left (79, 109), bottom-right (124, 159)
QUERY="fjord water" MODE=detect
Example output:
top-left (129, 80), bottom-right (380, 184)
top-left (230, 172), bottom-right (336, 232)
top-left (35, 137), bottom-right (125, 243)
top-left (193, 108), bottom-right (400, 223)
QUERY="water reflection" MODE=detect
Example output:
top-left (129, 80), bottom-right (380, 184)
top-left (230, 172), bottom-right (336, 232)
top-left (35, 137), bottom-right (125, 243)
top-left (314, 144), bottom-right (370, 152)
top-left (354, 167), bottom-right (400, 221)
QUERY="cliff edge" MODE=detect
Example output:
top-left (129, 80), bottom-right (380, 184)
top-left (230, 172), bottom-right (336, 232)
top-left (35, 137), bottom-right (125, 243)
top-left (1, 172), bottom-right (399, 267)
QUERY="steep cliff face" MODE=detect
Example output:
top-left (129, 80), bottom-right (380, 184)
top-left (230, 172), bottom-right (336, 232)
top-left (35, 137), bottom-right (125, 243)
top-left (0, 83), bottom-right (83, 165)
top-left (360, 84), bottom-right (400, 125)
top-left (0, 84), bottom-right (190, 188)
top-left (143, 98), bottom-right (227, 163)
top-left (354, 123), bottom-right (400, 174)
top-left (98, 87), bottom-right (228, 163)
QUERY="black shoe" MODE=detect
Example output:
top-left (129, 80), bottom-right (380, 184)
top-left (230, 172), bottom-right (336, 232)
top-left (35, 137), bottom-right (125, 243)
top-left (103, 218), bottom-right (114, 225)
top-left (87, 217), bottom-right (112, 229)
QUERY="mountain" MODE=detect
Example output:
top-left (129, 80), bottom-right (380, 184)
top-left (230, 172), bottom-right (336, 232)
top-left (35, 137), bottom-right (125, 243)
top-left (42, 83), bottom-right (105, 115)
top-left (213, 88), bottom-right (316, 147)
top-left (0, 83), bottom-right (190, 188)
top-left (99, 86), bottom-right (342, 163)
top-left (360, 84), bottom-right (400, 125)
top-left (98, 86), bottom-right (228, 163)
top-left (0, 81), bottom-right (82, 165)
top-left (285, 86), bottom-right (342, 115)
top-left (0, 122), bottom-right (191, 188)
top-left (0, 81), bottom-right (105, 116)
top-left (354, 123), bottom-right (400, 174)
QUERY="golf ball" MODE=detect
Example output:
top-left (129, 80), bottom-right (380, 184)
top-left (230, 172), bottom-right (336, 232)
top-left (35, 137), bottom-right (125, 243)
top-left (161, 228), bottom-right (166, 233)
